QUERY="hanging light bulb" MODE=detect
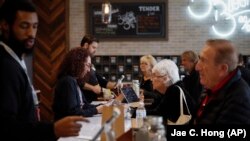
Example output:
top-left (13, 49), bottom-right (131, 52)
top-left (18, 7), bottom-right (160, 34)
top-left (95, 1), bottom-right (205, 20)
top-left (102, 1), bottom-right (112, 24)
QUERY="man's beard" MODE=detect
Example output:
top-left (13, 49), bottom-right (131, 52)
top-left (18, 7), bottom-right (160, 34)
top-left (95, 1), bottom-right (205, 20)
top-left (89, 50), bottom-right (95, 58)
top-left (8, 33), bottom-right (35, 56)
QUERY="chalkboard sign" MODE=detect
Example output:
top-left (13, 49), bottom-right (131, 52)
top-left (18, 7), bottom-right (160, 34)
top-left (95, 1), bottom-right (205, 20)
top-left (86, 0), bottom-right (167, 40)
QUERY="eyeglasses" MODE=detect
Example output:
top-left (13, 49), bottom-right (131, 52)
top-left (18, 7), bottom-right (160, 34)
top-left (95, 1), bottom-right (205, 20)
top-left (152, 74), bottom-right (167, 78)
top-left (85, 63), bottom-right (91, 68)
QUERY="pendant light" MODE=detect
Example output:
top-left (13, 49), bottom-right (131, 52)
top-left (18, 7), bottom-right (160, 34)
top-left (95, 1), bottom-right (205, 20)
top-left (102, 1), bottom-right (112, 24)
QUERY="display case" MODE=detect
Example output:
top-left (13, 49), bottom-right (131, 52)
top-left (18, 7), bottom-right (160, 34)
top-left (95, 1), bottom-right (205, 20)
top-left (94, 55), bottom-right (250, 81)
top-left (93, 55), bottom-right (182, 81)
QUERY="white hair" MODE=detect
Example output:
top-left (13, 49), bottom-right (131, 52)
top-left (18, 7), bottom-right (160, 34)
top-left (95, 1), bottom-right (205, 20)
top-left (152, 59), bottom-right (180, 86)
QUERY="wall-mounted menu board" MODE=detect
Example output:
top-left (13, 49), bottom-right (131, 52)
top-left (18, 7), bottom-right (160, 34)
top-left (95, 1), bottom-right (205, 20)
top-left (86, 0), bottom-right (167, 40)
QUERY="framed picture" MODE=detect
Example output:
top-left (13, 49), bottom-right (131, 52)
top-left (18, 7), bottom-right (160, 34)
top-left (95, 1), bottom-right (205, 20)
top-left (85, 0), bottom-right (168, 41)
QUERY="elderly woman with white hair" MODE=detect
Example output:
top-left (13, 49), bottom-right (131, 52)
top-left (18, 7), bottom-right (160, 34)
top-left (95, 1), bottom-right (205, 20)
top-left (147, 59), bottom-right (196, 124)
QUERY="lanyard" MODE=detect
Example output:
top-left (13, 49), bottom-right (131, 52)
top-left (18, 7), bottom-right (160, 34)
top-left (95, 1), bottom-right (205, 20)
top-left (0, 41), bottom-right (39, 106)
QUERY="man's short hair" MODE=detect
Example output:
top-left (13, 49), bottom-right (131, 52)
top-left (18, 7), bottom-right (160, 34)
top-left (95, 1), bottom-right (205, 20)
top-left (206, 39), bottom-right (238, 72)
top-left (181, 50), bottom-right (199, 63)
top-left (80, 34), bottom-right (99, 46)
top-left (0, 0), bottom-right (37, 25)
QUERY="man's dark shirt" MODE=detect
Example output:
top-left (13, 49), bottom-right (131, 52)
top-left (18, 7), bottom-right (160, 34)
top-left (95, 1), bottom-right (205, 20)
top-left (83, 67), bottom-right (108, 103)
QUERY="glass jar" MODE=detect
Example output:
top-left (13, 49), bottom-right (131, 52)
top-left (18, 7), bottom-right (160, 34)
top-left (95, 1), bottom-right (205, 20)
top-left (147, 116), bottom-right (167, 141)
top-left (135, 115), bottom-right (167, 141)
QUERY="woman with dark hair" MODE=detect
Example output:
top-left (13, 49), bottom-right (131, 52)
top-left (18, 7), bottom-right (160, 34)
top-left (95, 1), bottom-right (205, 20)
top-left (53, 47), bottom-right (103, 121)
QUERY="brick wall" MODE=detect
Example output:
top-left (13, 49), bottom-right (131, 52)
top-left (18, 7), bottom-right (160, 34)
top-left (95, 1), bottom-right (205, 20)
top-left (69, 0), bottom-right (250, 56)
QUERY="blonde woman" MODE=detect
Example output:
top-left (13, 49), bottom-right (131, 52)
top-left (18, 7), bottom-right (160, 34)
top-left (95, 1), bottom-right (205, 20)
top-left (139, 55), bottom-right (157, 92)
top-left (139, 55), bottom-right (162, 109)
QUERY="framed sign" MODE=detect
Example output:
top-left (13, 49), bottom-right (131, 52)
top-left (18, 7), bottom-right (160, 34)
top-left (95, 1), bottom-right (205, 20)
top-left (85, 0), bottom-right (168, 40)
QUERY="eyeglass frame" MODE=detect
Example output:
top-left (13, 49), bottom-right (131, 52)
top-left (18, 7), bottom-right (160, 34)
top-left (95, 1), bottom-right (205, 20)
top-left (151, 73), bottom-right (167, 79)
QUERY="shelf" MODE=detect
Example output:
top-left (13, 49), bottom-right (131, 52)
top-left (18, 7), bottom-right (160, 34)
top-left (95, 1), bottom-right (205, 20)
top-left (117, 56), bottom-right (125, 64)
top-left (94, 56), bottom-right (102, 64)
top-left (110, 56), bottom-right (117, 64)
top-left (125, 57), bottom-right (133, 64)
top-left (118, 65), bottom-right (125, 73)
top-left (93, 55), bottom-right (182, 81)
top-left (94, 55), bottom-right (250, 81)
top-left (102, 56), bottom-right (110, 65)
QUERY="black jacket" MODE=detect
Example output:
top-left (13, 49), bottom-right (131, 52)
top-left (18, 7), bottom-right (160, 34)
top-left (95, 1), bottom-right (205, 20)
top-left (146, 81), bottom-right (196, 123)
top-left (238, 66), bottom-right (250, 86)
top-left (182, 69), bottom-right (203, 104)
top-left (53, 76), bottom-right (98, 121)
top-left (196, 69), bottom-right (250, 124)
top-left (0, 45), bottom-right (56, 141)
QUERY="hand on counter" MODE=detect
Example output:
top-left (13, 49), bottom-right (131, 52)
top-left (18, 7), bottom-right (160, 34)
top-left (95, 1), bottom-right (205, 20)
top-left (54, 116), bottom-right (89, 137)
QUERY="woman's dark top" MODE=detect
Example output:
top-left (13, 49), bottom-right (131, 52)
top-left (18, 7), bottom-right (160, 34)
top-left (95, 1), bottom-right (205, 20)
top-left (140, 76), bottom-right (162, 106)
top-left (146, 81), bottom-right (196, 123)
top-left (140, 77), bottom-right (153, 92)
top-left (53, 76), bottom-right (98, 121)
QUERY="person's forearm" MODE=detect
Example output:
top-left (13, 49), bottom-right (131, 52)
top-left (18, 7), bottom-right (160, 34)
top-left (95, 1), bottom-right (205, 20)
top-left (83, 83), bottom-right (94, 91)
top-left (83, 83), bottom-right (102, 94)
top-left (106, 81), bottom-right (117, 89)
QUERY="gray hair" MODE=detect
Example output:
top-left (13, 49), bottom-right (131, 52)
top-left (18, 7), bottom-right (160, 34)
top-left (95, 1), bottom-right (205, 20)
top-left (152, 59), bottom-right (180, 86)
top-left (181, 50), bottom-right (199, 63)
top-left (206, 39), bottom-right (238, 72)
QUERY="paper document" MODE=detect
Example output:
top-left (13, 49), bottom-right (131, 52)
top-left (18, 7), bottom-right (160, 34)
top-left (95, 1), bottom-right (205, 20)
top-left (77, 115), bottom-right (102, 140)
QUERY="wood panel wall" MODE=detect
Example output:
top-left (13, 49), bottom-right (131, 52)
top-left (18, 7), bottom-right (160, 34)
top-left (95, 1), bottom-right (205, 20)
top-left (33, 0), bottom-right (69, 121)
